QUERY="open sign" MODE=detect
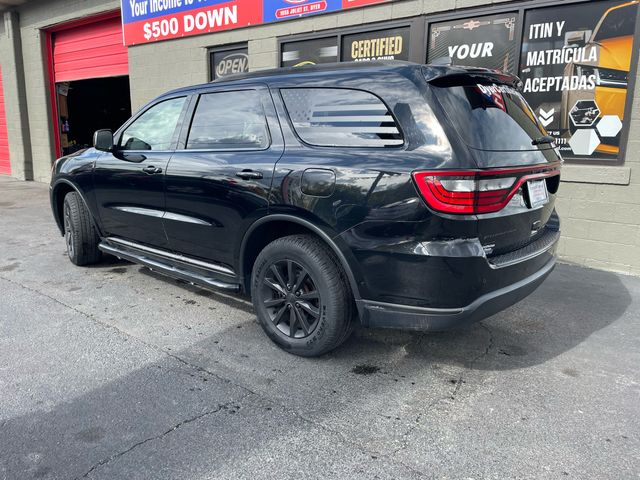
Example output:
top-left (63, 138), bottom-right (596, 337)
top-left (211, 48), bottom-right (249, 79)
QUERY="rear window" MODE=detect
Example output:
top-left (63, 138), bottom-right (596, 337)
top-left (593, 3), bottom-right (637, 42)
top-left (280, 88), bottom-right (403, 148)
top-left (432, 82), bottom-right (549, 152)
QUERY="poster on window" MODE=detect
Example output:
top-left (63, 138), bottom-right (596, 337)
top-left (281, 37), bottom-right (338, 67)
top-left (341, 26), bottom-right (410, 62)
top-left (520, 0), bottom-right (638, 161)
top-left (428, 13), bottom-right (519, 73)
top-left (210, 47), bottom-right (249, 80)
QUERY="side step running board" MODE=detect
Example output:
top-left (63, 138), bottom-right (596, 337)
top-left (99, 241), bottom-right (241, 293)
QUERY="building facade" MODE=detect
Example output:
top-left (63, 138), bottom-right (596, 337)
top-left (1, 0), bottom-right (639, 274)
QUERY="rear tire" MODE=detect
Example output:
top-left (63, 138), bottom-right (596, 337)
top-left (63, 191), bottom-right (102, 266)
top-left (251, 234), bottom-right (354, 357)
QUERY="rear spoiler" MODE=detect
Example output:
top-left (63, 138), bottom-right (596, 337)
top-left (422, 65), bottom-right (521, 89)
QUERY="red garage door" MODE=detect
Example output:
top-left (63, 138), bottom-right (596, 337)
top-left (0, 65), bottom-right (10, 176)
top-left (52, 14), bottom-right (128, 82)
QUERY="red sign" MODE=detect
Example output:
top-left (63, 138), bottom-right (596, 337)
top-left (121, 0), bottom-right (395, 46)
top-left (123, 0), bottom-right (261, 46)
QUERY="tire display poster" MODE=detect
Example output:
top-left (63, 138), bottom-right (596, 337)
top-left (428, 13), bottom-right (519, 73)
top-left (519, 0), bottom-right (638, 161)
top-left (210, 46), bottom-right (248, 79)
top-left (341, 26), bottom-right (410, 61)
top-left (281, 36), bottom-right (338, 67)
top-left (122, 0), bottom-right (393, 45)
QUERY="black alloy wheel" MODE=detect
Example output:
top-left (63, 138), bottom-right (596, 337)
top-left (62, 191), bottom-right (102, 266)
top-left (261, 259), bottom-right (321, 339)
top-left (251, 235), bottom-right (355, 357)
top-left (64, 201), bottom-right (75, 259)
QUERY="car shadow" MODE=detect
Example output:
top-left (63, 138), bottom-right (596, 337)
top-left (332, 262), bottom-right (633, 371)
top-left (103, 258), bottom-right (631, 373)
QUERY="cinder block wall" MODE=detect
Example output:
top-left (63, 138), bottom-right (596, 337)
top-left (2, 0), bottom-right (639, 275)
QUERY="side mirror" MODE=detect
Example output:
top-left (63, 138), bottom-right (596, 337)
top-left (93, 129), bottom-right (114, 152)
top-left (565, 30), bottom-right (590, 47)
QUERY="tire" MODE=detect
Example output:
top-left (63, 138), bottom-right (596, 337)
top-left (251, 234), bottom-right (354, 357)
top-left (63, 191), bottom-right (102, 266)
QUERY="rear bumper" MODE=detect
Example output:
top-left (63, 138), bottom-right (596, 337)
top-left (357, 256), bottom-right (555, 330)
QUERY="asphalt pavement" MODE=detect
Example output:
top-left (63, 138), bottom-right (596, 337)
top-left (1, 176), bottom-right (639, 479)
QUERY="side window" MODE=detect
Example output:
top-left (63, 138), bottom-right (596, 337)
top-left (186, 90), bottom-right (269, 150)
top-left (280, 88), bottom-right (403, 147)
top-left (119, 97), bottom-right (186, 151)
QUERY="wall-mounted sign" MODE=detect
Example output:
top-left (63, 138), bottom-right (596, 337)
top-left (341, 26), bottom-right (410, 62)
top-left (121, 0), bottom-right (394, 46)
top-left (264, 0), bottom-right (341, 22)
top-left (210, 46), bottom-right (249, 80)
top-left (281, 36), bottom-right (338, 67)
top-left (122, 0), bottom-right (261, 46)
top-left (428, 13), bottom-right (519, 73)
top-left (519, 0), bottom-right (638, 161)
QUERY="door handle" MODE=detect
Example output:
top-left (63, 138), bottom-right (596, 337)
top-left (142, 165), bottom-right (162, 174)
top-left (236, 170), bottom-right (263, 180)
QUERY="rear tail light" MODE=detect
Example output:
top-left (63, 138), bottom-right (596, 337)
top-left (412, 162), bottom-right (561, 215)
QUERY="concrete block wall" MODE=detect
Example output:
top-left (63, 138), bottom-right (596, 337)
top-left (0, 0), bottom-right (638, 275)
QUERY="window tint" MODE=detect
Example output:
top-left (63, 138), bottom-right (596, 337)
top-left (432, 82), bottom-right (548, 153)
top-left (281, 88), bottom-right (403, 147)
top-left (120, 97), bottom-right (186, 151)
top-left (186, 90), bottom-right (269, 150)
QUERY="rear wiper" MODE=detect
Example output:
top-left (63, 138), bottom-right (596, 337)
top-left (531, 135), bottom-right (555, 146)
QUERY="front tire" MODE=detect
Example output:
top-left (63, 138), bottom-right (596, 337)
top-left (63, 191), bottom-right (101, 266)
top-left (251, 235), bottom-right (354, 357)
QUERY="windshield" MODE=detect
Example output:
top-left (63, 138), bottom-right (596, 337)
top-left (593, 3), bottom-right (637, 42)
top-left (432, 82), bottom-right (550, 152)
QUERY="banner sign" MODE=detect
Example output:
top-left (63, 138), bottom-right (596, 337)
top-left (122, 0), bottom-right (392, 46)
top-left (428, 13), bottom-right (519, 73)
top-left (519, 0), bottom-right (638, 161)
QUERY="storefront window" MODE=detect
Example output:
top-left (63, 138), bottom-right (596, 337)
top-left (519, 0), bottom-right (638, 162)
top-left (427, 13), bottom-right (520, 74)
top-left (280, 37), bottom-right (338, 68)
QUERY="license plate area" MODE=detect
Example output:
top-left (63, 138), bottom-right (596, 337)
top-left (527, 179), bottom-right (548, 208)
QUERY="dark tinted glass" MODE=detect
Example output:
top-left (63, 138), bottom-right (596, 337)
top-left (433, 83), bottom-right (548, 151)
top-left (120, 97), bottom-right (185, 151)
top-left (186, 90), bottom-right (269, 150)
top-left (281, 88), bottom-right (403, 148)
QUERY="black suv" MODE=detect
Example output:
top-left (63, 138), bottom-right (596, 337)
top-left (50, 61), bottom-right (561, 356)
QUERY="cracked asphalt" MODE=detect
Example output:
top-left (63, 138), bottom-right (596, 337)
top-left (1, 176), bottom-right (639, 479)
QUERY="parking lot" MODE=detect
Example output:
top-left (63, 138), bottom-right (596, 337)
top-left (1, 176), bottom-right (639, 479)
